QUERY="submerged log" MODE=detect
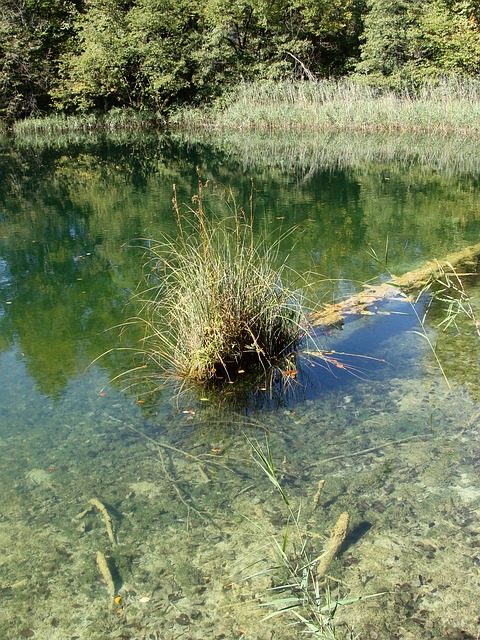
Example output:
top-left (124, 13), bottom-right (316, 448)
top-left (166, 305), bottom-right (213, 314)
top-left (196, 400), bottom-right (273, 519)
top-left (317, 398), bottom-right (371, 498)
top-left (96, 550), bottom-right (116, 604)
top-left (316, 511), bottom-right (349, 581)
top-left (309, 241), bottom-right (480, 331)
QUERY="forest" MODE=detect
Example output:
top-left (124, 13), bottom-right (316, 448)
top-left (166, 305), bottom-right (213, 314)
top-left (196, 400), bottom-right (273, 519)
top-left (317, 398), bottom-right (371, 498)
top-left (1, 0), bottom-right (480, 121)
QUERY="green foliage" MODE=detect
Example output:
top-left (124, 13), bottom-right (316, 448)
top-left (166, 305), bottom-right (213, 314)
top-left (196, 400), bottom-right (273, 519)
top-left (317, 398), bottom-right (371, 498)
top-left (51, 0), bottom-right (133, 111)
top-left (1, 0), bottom-right (480, 119)
top-left (0, 1), bottom-right (49, 118)
top-left (195, 0), bottom-right (363, 94)
top-left (52, 0), bottom-right (204, 111)
top-left (355, 0), bottom-right (480, 87)
top-left (355, 0), bottom-right (423, 85)
top-left (417, 1), bottom-right (480, 77)
top-left (0, 0), bottom-right (80, 119)
top-left (127, 0), bottom-right (201, 108)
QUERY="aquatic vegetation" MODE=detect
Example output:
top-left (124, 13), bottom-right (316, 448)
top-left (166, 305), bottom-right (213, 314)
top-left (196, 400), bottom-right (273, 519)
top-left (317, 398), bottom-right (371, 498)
top-left (171, 77), bottom-right (480, 134)
top-left (11, 108), bottom-right (160, 137)
top-left (125, 181), bottom-right (312, 388)
top-left (363, 242), bottom-right (480, 388)
top-left (417, 261), bottom-right (480, 338)
top-left (248, 438), bottom-right (383, 639)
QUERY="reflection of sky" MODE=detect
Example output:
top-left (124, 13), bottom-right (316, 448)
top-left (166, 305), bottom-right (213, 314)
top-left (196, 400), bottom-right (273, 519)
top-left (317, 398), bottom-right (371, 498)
top-left (0, 256), bottom-right (10, 285)
top-left (0, 256), bottom-right (11, 320)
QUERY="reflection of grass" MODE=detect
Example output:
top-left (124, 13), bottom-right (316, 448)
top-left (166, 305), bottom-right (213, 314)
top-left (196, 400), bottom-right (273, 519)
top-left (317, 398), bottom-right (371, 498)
top-left (127, 181), bottom-right (312, 387)
top-left (172, 128), bottom-right (480, 176)
top-left (172, 77), bottom-right (480, 134)
top-left (9, 122), bottom-right (480, 177)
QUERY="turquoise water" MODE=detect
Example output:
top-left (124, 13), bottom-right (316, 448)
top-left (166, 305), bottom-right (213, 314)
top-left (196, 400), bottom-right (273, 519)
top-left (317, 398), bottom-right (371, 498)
top-left (0, 132), bottom-right (479, 639)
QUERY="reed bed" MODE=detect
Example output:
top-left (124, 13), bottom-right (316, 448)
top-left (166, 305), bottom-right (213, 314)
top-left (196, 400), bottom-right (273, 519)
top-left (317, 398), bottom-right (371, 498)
top-left (172, 77), bottom-right (480, 134)
top-left (11, 108), bottom-right (161, 137)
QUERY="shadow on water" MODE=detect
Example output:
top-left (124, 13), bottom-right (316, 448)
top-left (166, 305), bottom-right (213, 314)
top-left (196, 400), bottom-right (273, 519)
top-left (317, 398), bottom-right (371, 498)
top-left (143, 297), bottom-right (421, 422)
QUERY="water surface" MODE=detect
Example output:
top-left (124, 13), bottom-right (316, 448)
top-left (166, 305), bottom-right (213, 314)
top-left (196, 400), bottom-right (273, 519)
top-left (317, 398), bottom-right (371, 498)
top-left (0, 131), bottom-right (479, 639)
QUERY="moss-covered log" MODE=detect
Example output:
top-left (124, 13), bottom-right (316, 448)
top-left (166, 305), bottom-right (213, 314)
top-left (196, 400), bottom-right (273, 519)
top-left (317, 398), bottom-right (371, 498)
top-left (310, 242), bottom-right (480, 330)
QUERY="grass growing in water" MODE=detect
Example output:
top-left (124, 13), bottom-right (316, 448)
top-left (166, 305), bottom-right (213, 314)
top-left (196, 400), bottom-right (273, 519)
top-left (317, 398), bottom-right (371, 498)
top-left (418, 261), bottom-right (480, 339)
top-left (127, 181), bottom-right (310, 389)
top-left (172, 77), bottom-right (480, 134)
top-left (247, 437), bottom-right (383, 638)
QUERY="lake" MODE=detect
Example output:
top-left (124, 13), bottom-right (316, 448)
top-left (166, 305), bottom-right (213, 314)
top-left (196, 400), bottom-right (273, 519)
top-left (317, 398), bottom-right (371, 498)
top-left (0, 129), bottom-right (479, 639)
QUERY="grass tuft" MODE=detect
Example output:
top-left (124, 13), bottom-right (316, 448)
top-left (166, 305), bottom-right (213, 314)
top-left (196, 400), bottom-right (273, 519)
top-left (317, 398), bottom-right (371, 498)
top-left (130, 181), bottom-right (309, 388)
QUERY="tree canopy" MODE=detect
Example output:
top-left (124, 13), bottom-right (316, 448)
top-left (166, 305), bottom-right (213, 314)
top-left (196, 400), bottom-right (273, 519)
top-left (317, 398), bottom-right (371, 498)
top-left (1, 0), bottom-right (479, 119)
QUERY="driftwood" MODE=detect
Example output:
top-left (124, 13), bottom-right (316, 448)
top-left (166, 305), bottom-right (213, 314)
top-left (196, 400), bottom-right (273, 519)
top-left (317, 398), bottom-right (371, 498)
top-left (96, 550), bottom-right (116, 604)
top-left (89, 498), bottom-right (116, 545)
top-left (316, 511), bottom-right (349, 581)
top-left (312, 479), bottom-right (325, 511)
top-left (309, 242), bottom-right (480, 330)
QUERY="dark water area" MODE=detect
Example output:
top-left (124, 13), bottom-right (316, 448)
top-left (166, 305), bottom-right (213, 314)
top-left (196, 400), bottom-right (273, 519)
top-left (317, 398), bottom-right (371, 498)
top-left (0, 131), bottom-right (479, 639)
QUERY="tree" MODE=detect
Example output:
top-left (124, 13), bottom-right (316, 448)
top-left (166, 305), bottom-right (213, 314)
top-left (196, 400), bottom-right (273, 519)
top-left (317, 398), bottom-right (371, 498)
top-left (192, 0), bottom-right (363, 100)
top-left (354, 0), bottom-right (423, 85)
top-left (126, 0), bottom-right (202, 109)
top-left (417, 1), bottom-right (480, 77)
top-left (51, 0), bottom-right (132, 111)
top-left (0, 0), bottom-right (81, 119)
top-left (52, 0), bottom-right (203, 111)
top-left (355, 0), bottom-right (480, 86)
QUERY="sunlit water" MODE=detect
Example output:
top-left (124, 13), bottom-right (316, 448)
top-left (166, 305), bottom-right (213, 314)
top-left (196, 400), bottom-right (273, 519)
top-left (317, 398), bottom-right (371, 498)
top-left (0, 131), bottom-right (479, 640)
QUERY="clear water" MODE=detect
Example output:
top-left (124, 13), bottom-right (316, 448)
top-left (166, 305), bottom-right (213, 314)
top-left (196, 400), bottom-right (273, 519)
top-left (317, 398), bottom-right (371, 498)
top-left (0, 131), bottom-right (479, 639)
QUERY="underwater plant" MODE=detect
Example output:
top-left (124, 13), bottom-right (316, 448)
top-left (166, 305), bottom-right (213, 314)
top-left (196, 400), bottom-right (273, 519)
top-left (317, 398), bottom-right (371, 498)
top-left (246, 437), bottom-right (384, 639)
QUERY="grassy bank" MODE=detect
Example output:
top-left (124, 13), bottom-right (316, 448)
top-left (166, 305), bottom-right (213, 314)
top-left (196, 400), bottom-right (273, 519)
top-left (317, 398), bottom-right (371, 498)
top-left (10, 108), bottom-right (162, 137)
top-left (171, 77), bottom-right (480, 134)
top-left (7, 76), bottom-right (480, 138)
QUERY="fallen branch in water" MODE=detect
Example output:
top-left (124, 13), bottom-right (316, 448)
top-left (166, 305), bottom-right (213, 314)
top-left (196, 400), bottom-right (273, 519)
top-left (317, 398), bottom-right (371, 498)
top-left (309, 242), bottom-right (480, 331)
top-left (316, 511), bottom-right (349, 582)
top-left (89, 498), bottom-right (116, 545)
top-left (96, 550), bottom-right (116, 605)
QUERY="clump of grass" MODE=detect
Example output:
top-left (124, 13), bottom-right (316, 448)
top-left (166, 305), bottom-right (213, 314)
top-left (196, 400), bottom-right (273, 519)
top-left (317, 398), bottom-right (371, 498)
top-left (132, 181), bottom-right (308, 387)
